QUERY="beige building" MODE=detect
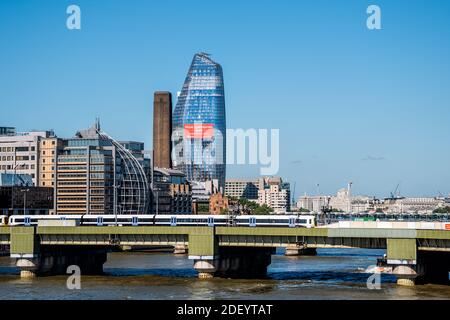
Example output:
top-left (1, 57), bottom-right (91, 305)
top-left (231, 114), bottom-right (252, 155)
top-left (225, 178), bottom-right (262, 200)
top-left (257, 177), bottom-right (290, 213)
top-left (0, 129), bottom-right (55, 186)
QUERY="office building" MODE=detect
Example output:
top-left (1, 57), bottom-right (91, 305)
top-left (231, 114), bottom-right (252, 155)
top-left (225, 179), bottom-right (263, 200)
top-left (0, 173), bottom-right (33, 187)
top-left (39, 137), bottom-right (65, 188)
top-left (153, 91), bottom-right (173, 169)
top-left (55, 122), bottom-right (150, 215)
top-left (152, 167), bottom-right (192, 215)
top-left (297, 195), bottom-right (329, 213)
top-left (119, 141), bottom-right (151, 180)
top-left (173, 53), bottom-right (226, 192)
top-left (0, 130), bottom-right (55, 185)
top-left (0, 185), bottom-right (53, 216)
top-left (258, 177), bottom-right (290, 213)
top-left (0, 127), bottom-right (16, 136)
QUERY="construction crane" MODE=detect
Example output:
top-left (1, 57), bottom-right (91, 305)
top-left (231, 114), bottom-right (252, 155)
top-left (291, 182), bottom-right (296, 207)
top-left (389, 182), bottom-right (401, 199)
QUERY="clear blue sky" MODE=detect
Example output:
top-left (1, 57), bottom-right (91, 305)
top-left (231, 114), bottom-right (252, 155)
top-left (1, 0), bottom-right (450, 199)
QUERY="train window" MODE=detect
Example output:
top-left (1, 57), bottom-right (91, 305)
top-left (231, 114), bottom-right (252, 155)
top-left (207, 217), bottom-right (214, 227)
top-left (97, 216), bottom-right (103, 226)
top-left (249, 217), bottom-right (256, 227)
top-left (59, 216), bottom-right (67, 221)
top-left (24, 217), bottom-right (31, 226)
top-left (170, 216), bottom-right (177, 226)
top-left (132, 216), bottom-right (139, 226)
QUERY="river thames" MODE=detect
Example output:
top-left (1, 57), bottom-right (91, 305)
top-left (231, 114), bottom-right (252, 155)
top-left (0, 248), bottom-right (449, 300)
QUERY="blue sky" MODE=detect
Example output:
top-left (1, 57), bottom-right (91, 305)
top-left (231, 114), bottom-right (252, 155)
top-left (1, 0), bottom-right (449, 199)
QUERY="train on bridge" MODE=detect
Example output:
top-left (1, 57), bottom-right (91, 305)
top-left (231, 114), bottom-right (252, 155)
top-left (0, 214), bottom-right (317, 228)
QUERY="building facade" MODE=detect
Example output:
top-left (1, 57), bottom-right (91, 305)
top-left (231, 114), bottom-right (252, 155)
top-left (209, 192), bottom-right (229, 215)
top-left (153, 91), bottom-right (173, 169)
top-left (55, 123), bottom-right (150, 215)
top-left (152, 167), bottom-right (192, 215)
top-left (225, 179), bottom-right (262, 200)
top-left (0, 127), bottom-right (16, 136)
top-left (0, 186), bottom-right (53, 216)
top-left (257, 177), bottom-right (290, 213)
top-left (172, 53), bottom-right (226, 192)
top-left (0, 130), bottom-right (55, 185)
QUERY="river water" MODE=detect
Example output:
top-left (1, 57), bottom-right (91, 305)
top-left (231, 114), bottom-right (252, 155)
top-left (0, 248), bottom-right (449, 300)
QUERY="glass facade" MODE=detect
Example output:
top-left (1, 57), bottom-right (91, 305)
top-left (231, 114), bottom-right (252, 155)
top-left (173, 53), bottom-right (226, 192)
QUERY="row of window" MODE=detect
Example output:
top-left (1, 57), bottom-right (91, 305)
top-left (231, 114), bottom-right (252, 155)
top-left (0, 164), bottom-right (35, 170)
top-left (0, 146), bottom-right (36, 153)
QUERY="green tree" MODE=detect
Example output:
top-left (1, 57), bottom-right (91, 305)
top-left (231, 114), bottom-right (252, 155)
top-left (197, 203), bottom-right (210, 213)
top-left (433, 206), bottom-right (450, 213)
top-left (253, 204), bottom-right (274, 215)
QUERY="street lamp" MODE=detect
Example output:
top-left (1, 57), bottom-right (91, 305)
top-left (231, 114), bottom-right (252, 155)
top-left (20, 188), bottom-right (30, 215)
top-left (10, 163), bottom-right (25, 216)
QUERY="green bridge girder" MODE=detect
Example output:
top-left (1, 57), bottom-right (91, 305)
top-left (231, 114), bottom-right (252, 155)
top-left (1, 226), bottom-right (450, 262)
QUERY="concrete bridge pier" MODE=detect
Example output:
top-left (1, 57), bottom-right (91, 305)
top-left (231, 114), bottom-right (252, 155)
top-left (285, 244), bottom-right (317, 256)
top-left (387, 238), bottom-right (450, 286)
top-left (14, 247), bottom-right (108, 278)
top-left (193, 260), bottom-right (217, 279)
top-left (173, 244), bottom-right (188, 255)
top-left (192, 247), bottom-right (275, 279)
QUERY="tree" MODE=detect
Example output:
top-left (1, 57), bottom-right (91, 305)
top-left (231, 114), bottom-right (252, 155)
top-left (433, 206), bottom-right (450, 214)
top-left (253, 204), bottom-right (273, 215)
top-left (197, 203), bottom-right (210, 213)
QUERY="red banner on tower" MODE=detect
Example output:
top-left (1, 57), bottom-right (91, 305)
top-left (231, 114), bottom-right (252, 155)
top-left (184, 124), bottom-right (214, 139)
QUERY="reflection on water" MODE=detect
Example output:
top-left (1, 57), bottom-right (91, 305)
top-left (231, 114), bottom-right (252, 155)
top-left (0, 248), bottom-right (449, 300)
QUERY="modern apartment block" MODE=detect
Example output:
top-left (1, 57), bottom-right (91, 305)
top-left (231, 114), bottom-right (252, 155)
top-left (225, 179), bottom-right (263, 200)
top-left (257, 177), bottom-right (290, 213)
top-left (153, 91), bottom-right (172, 169)
top-left (0, 129), bottom-right (56, 185)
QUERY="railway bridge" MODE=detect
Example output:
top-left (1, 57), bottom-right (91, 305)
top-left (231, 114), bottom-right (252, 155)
top-left (1, 225), bottom-right (449, 286)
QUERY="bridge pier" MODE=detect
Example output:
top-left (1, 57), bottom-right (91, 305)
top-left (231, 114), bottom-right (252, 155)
top-left (14, 247), bottom-right (108, 278)
top-left (387, 238), bottom-right (450, 286)
top-left (192, 247), bottom-right (275, 279)
top-left (173, 244), bottom-right (188, 255)
top-left (285, 244), bottom-right (317, 256)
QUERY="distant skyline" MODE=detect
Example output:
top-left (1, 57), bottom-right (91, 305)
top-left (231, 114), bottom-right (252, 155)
top-left (1, 1), bottom-right (450, 199)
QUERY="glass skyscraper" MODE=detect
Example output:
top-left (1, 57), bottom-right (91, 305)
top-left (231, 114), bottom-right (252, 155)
top-left (172, 53), bottom-right (226, 192)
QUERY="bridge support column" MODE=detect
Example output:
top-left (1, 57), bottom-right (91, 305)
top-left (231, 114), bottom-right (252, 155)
top-left (285, 244), bottom-right (317, 256)
top-left (215, 247), bottom-right (275, 278)
top-left (14, 247), bottom-right (108, 278)
top-left (173, 244), bottom-right (188, 255)
top-left (387, 238), bottom-right (450, 286)
top-left (193, 260), bottom-right (217, 279)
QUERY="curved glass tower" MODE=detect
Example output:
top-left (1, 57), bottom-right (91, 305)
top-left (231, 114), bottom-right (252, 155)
top-left (172, 53), bottom-right (226, 191)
